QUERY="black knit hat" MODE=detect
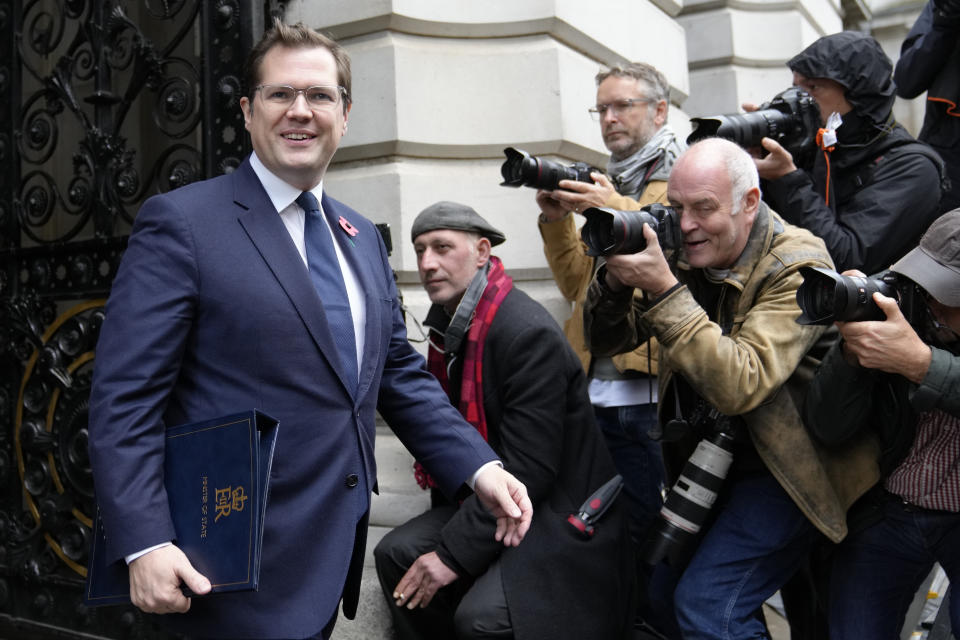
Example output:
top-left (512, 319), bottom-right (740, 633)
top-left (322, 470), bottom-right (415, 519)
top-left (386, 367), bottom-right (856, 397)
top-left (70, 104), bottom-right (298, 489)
top-left (411, 201), bottom-right (506, 246)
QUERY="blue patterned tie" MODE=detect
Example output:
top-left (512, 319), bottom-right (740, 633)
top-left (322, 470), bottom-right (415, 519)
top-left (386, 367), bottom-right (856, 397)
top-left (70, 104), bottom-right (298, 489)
top-left (297, 191), bottom-right (358, 393)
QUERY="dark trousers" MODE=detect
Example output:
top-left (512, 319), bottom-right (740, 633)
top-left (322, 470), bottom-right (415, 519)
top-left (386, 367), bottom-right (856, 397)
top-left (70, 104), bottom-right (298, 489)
top-left (373, 505), bottom-right (513, 640)
top-left (184, 607), bottom-right (336, 640)
top-left (593, 403), bottom-right (665, 541)
top-left (672, 473), bottom-right (819, 640)
top-left (829, 492), bottom-right (960, 639)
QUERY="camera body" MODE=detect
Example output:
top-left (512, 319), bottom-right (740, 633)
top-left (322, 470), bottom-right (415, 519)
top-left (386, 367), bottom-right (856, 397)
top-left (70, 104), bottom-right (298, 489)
top-left (499, 147), bottom-right (599, 191)
top-left (687, 87), bottom-right (822, 167)
top-left (580, 203), bottom-right (682, 257)
top-left (795, 267), bottom-right (922, 326)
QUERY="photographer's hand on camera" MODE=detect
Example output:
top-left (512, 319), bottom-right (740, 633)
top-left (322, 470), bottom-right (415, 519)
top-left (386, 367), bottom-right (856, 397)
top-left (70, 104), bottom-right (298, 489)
top-left (753, 137), bottom-right (799, 181)
top-left (837, 290), bottom-right (932, 383)
top-left (536, 172), bottom-right (616, 221)
top-left (603, 223), bottom-right (679, 297)
top-left (733, 103), bottom-right (800, 180)
top-left (535, 189), bottom-right (570, 223)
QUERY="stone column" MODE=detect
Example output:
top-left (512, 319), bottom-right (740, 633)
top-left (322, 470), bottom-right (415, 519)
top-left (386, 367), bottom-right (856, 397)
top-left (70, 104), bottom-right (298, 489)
top-left (678, 0), bottom-right (844, 119)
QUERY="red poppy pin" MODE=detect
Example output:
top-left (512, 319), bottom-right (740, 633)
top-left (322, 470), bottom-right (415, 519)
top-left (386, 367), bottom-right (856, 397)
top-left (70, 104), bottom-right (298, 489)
top-left (339, 216), bottom-right (358, 237)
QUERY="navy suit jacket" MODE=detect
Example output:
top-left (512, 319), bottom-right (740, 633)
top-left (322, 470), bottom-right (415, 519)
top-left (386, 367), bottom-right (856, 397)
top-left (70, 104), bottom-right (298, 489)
top-left (88, 158), bottom-right (496, 638)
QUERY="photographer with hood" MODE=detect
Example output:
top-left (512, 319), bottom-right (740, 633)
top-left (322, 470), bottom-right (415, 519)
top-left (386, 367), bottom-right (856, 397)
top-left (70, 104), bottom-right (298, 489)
top-left (803, 209), bottom-right (960, 638)
top-left (751, 31), bottom-right (944, 275)
top-left (894, 0), bottom-right (960, 214)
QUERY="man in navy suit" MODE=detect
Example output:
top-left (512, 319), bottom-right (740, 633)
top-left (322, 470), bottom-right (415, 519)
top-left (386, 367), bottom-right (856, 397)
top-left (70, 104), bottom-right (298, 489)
top-left (87, 20), bottom-right (532, 640)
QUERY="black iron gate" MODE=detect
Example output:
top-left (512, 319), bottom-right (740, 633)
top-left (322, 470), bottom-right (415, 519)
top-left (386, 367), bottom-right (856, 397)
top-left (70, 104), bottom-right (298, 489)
top-left (0, 1), bottom-right (267, 637)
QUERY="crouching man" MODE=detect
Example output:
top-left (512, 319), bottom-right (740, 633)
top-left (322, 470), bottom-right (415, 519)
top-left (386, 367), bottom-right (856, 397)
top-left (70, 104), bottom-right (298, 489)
top-left (374, 202), bottom-right (634, 640)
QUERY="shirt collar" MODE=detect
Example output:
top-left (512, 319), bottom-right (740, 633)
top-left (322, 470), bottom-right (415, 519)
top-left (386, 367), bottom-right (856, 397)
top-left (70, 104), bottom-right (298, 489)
top-left (249, 152), bottom-right (324, 213)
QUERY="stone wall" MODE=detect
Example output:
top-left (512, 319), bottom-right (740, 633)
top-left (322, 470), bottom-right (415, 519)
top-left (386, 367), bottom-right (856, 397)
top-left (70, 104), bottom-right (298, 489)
top-left (283, 0), bottom-right (927, 335)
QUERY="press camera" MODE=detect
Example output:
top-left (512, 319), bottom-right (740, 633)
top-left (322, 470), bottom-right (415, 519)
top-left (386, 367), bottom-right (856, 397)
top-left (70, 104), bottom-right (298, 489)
top-left (795, 267), bottom-right (923, 326)
top-left (499, 147), bottom-right (600, 191)
top-left (687, 87), bottom-right (821, 167)
top-left (580, 204), bottom-right (682, 257)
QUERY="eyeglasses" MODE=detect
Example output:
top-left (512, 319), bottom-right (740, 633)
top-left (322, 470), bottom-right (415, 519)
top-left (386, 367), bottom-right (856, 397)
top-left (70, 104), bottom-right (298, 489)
top-left (255, 84), bottom-right (347, 110)
top-left (588, 97), bottom-right (655, 120)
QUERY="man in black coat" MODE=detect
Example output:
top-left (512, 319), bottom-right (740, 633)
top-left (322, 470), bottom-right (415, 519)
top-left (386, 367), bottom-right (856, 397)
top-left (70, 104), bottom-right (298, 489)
top-left (751, 31), bottom-right (944, 274)
top-left (895, 0), bottom-right (960, 214)
top-left (374, 201), bottom-right (634, 640)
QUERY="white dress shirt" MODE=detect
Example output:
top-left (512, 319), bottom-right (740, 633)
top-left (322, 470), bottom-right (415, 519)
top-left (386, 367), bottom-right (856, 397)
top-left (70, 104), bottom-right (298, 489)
top-left (250, 153), bottom-right (367, 377)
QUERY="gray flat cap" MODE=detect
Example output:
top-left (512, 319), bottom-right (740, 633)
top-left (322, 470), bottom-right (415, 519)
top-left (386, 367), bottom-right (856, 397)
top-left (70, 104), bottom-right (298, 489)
top-left (411, 201), bottom-right (506, 246)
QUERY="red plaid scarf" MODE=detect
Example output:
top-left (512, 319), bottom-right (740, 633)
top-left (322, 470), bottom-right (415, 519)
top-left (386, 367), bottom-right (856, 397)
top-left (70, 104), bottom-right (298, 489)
top-left (414, 256), bottom-right (513, 490)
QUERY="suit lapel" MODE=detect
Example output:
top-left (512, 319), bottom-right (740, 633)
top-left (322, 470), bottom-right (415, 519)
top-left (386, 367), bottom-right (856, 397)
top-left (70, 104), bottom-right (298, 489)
top-left (321, 193), bottom-right (383, 401)
top-left (231, 161), bottom-right (356, 398)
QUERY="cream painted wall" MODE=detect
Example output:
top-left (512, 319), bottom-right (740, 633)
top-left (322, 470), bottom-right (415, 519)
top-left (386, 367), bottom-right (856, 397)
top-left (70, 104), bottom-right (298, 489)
top-left (279, 0), bottom-right (927, 330)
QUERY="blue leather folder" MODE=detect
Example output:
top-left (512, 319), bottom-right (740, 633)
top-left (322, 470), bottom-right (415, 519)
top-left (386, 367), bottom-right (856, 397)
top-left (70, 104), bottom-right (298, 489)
top-left (84, 409), bottom-right (279, 606)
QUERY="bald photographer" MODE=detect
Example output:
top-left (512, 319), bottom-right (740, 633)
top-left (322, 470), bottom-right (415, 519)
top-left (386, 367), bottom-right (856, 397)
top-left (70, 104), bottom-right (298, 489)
top-left (583, 138), bottom-right (878, 638)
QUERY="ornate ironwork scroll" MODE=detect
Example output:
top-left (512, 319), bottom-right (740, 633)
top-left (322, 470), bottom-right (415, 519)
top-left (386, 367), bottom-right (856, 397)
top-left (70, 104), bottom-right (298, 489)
top-left (1, 1), bottom-right (260, 637)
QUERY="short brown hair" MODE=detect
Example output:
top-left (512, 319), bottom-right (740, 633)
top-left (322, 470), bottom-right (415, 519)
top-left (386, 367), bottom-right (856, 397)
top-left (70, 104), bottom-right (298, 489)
top-left (595, 62), bottom-right (670, 105)
top-left (244, 19), bottom-right (352, 113)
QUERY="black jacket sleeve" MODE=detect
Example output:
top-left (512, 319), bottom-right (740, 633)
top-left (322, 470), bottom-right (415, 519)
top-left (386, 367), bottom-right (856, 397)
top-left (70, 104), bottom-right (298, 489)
top-left (895, 1), bottom-right (960, 99)
top-left (764, 148), bottom-right (942, 273)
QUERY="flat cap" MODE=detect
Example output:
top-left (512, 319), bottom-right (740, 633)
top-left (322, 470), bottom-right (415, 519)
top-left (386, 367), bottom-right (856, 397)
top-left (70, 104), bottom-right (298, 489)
top-left (411, 201), bottom-right (506, 246)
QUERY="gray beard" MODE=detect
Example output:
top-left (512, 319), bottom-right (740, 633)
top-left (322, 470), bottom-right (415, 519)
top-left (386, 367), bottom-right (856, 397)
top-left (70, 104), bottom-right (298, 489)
top-left (606, 125), bottom-right (684, 198)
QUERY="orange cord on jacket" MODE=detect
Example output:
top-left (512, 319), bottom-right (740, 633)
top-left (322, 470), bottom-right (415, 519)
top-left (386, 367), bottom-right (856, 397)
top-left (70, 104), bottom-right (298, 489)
top-left (816, 128), bottom-right (837, 206)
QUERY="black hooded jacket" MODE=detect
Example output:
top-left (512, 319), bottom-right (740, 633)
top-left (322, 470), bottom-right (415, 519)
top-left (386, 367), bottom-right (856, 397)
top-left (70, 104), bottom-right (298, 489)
top-left (764, 32), bottom-right (945, 274)
top-left (894, 0), bottom-right (960, 214)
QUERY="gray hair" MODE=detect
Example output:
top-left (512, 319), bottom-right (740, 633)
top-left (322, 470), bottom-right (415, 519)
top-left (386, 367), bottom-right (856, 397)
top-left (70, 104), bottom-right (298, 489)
top-left (595, 62), bottom-right (670, 105)
top-left (688, 138), bottom-right (760, 213)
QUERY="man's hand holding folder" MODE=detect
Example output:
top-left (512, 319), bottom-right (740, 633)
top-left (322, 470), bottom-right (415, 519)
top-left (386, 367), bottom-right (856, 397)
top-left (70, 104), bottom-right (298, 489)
top-left (125, 464), bottom-right (534, 615)
top-left (85, 410), bottom-right (279, 609)
top-left (129, 544), bottom-right (211, 614)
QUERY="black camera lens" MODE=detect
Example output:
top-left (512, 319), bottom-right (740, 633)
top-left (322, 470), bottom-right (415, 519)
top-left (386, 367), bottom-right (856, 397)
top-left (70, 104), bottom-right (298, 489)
top-left (796, 267), bottom-right (896, 325)
top-left (581, 203), bottom-right (682, 257)
top-left (685, 87), bottom-right (821, 167)
top-left (688, 110), bottom-right (797, 150)
top-left (581, 207), bottom-right (658, 256)
top-left (499, 147), bottom-right (596, 191)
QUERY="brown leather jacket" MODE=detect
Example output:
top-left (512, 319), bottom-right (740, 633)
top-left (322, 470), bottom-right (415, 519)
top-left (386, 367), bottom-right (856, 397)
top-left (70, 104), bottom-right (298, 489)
top-left (538, 179), bottom-right (667, 375)
top-left (584, 204), bottom-right (879, 542)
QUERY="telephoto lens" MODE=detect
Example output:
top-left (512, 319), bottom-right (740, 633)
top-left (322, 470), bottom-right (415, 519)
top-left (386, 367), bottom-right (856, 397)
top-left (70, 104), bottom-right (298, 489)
top-left (580, 204), bottom-right (682, 257)
top-left (499, 147), bottom-right (597, 191)
top-left (686, 86), bottom-right (821, 166)
top-left (641, 431), bottom-right (735, 566)
top-left (795, 266), bottom-right (896, 325)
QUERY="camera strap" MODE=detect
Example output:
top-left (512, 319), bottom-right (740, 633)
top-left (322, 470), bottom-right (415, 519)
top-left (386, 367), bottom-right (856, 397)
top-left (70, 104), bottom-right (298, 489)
top-left (441, 265), bottom-right (489, 363)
